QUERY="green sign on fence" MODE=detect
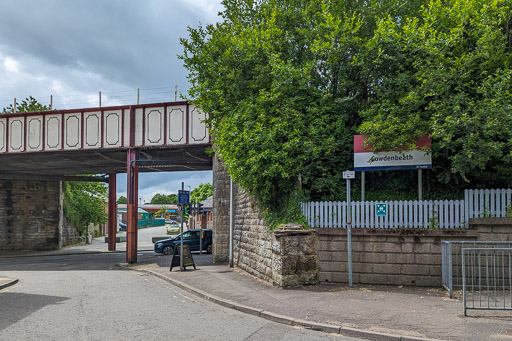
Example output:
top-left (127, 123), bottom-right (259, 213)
top-left (376, 203), bottom-right (387, 217)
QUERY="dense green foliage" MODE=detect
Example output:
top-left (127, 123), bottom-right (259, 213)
top-left (2, 96), bottom-right (50, 114)
top-left (116, 196), bottom-right (127, 204)
top-left (360, 0), bottom-right (512, 186)
top-left (150, 193), bottom-right (178, 205)
top-left (63, 181), bottom-right (108, 235)
top-left (181, 0), bottom-right (512, 226)
top-left (191, 183), bottom-right (213, 202)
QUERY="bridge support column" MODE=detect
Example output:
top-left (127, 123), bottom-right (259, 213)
top-left (108, 174), bottom-right (117, 251)
top-left (126, 149), bottom-right (139, 263)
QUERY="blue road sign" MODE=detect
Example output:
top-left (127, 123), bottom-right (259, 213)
top-left (376, 203), bottom-right (387, 217)
top-left (178, 190), bottom-right (190, 204)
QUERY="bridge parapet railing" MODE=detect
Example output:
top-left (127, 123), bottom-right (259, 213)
top-left (0, 102), bottom-right (209, 154)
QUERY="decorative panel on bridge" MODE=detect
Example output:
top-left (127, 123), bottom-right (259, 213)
top-left (0, 102), bottom-right (209, 154)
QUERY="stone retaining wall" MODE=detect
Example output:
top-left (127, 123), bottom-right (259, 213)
top-left (231, 186), bottom-right (319, 286)
top-left (318, 219), bottom-right (512, 286)
top-left (212, 162), bottom-right (319, 287)
top-left (471, 218), bottom-right (512, 241)
top-left (232, 186), bottom-right (273, 281)
top-left (0, 180), bottom-right (63, 251)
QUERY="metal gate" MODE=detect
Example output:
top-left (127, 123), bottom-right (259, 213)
top-left (462, 247), bottom-right (512, 316)
top-left (442, 241), bottom-right (512, 298)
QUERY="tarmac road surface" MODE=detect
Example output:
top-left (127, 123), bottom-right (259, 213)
top-left (0, 253), bottom-right (364, 341)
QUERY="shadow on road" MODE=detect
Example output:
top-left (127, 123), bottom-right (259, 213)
top-left (0, 292), bottom-right (69, 332)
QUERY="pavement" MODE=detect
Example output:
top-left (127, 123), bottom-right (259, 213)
top-left (2, 228), bottom-right (512, 341)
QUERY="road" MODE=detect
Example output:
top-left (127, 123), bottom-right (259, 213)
top-left (0, 253), bottom-right (362, 341)
top-left (67, 224), bottom-right (180, 253)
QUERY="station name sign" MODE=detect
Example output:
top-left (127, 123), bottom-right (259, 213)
top-left (354, 135), bottom-right (432, 172)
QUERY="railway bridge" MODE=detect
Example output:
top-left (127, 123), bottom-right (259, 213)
top-left (0, 101), bottom-right (211, 263)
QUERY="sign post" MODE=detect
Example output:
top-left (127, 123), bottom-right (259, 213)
top-left (343, 170), bottom-right (355, 287)
top-left (178, 185), bottom-right (190, 271)
top-left (418, 169), bottom-right (423, 201)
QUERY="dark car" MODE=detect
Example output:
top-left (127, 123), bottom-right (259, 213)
top-left (119, 222), bottom-right (127, 231)
top-left (154, 228), bottom-right (212, 255)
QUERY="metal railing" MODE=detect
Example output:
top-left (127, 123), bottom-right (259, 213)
top-left (462, 247), bottom-right (512, 316)
top-left (442, 241), bottom-right (512, 298)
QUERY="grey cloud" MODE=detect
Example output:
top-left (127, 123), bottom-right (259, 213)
top-left (0, 0), bottom-right (222, 93)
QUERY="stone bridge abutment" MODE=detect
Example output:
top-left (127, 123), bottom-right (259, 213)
top-left (0, 180), bottom-right (65, 251)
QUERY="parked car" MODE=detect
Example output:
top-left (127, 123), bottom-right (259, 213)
top-left (154, 229), bottom-right (212, 255)
top-left (119, 222), bottom-right (127, 231)
top-left (166, 223), bottom-right (180, 235)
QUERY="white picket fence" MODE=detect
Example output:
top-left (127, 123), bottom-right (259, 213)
top-left (465, 188), bottom-right (512, 219)
top-left (302, 188), bottom-right (512, 229)
top-left (301, 200), bottom-right (465, 229)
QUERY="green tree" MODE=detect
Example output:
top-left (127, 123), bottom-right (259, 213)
top-left (167, 193), bottom-right (178, 204)
top-left (359, 0), bottom-right (512, 187)
top-left (191, 183), bottom-right (213, 202)
top-left (182, 0), bottom-right (512, 213)
top-left (116, 196), bottom-right (127, 204)
top-left (63, 181), bottom-right (108, 235)
top-left (180, 0), bottom-right (425, 226)
top-left (150, 193), bottom-right (178, 204)
top-left (2, 96), bottom-right (50, 114)
top-left (155, 206), bottom-right (168, 218)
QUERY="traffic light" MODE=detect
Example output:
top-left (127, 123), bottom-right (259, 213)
top-left (197, 202), bottom-right (203, 216)
top-left (183, 205), bottom-right (189, 220)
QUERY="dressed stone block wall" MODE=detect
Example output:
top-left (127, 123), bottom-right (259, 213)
top-left (318, 219), bottom-right (512, 287)
top-left (232, 187), bottom-right (274, 281)
top-left (232, 186), bottom-right (319, 287)
top-left (0, 180), bottom-right (63, 251)
top-left (471, 218), bottom-right (512, 241)
top-left (212, 157), bottom-right (319, 287)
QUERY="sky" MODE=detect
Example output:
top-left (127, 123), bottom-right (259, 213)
top-left (0, 0), bottom-right (224, 203)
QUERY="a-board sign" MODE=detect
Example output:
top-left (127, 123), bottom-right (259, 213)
top-left (169, 244), bottom-right (196, 271)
